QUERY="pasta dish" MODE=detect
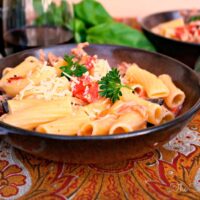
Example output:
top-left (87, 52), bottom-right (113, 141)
top-left (152, 17), bottom-right (200, 43)
top-left (0, 43), bottom-right (185, 136)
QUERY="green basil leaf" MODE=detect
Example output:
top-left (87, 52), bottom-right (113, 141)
top-left (34, 1), bottom-right (71, 28)
top-left (74, 0), bottom-right (113, 27)
top-left (188, 15), bottom-right (200, 22)
top-left (74, 19), bottom-right (87, 43)
top-left (33, 0), bottom-right (44, 16)
top-left (86, 22), bottom-right (155, 51)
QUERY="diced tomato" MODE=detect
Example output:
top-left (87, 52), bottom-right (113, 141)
top-left (171, 106), bottom-right (182, 116)
top-left (85, 56), bottom-right (95, 71)
top-left (88, 82), bottom-right (99, 102)
top-left (79, 55), bottom-right (96, 74)
top-left (72, 76), bottom-right (99, 103)
top-left (187, 24), bottom-right (196, 34)
top-left (7, 75), bottom-right (24, 83)
top-left (175, 27), bottom-right (185, 39)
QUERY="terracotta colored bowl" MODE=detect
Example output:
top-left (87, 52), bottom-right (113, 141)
top-left (141, 10), bottom-right (200, 68)
top-left (0, 44), bottom-right (200, 164)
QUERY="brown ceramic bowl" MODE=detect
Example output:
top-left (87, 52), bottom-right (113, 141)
top-left (141, 10), bottom-right (200, 68)
top-left (0, 44), bottom-right (200, 164)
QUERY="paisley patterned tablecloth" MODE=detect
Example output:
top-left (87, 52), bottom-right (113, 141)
top-left (0, 111), bottom-right (199, 200)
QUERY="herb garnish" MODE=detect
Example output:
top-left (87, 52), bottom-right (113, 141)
top-left (98, 68), bottom-right (131, 103)
top-left (60, 55), bottom-right (88, 78)
top-left (188, 15), bottom-right (200, 22)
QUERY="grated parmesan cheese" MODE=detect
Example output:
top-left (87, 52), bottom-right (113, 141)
top-left (92, 59), bottom-right (111, 81)
top-left (16, 76), bottom-right (72, 100)
top-left (62, 72), bottom-right (79, 84)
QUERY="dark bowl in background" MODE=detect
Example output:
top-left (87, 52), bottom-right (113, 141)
top-left (0, 44), bottom-right (200, 164)
top-left (141, 10), bottom-right (200, 69)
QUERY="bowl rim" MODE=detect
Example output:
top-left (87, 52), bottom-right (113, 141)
top-left (140, 9), bottom-right (200, 47)
top-left (0, 43), bottom-right (200, 141)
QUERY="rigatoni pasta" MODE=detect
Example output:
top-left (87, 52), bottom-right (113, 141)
top-left (151, 17), bottom-right (200, 44)
top-left (120, 88), bottom-right (163, 125)
top-left (160, 105), bottom-right (175, 124)
top-left (0, 43), bottom-right (185, 136)
top-left (0, 57), bottom-right (41, 97)
top-left (36, 109), bottom-right (89, 135)
top-left (7, 99), bottom-right (50, 113)
top-left (124, 64), bottom-right (169, 98)
top-left (2, 98), bottom-right (72, 130)
top-left (109, 111), bottom-right (147, 134)
top-left (159, 74), bottom-right (185, 109)
top-left (79, 114), bottom-right (116, 136)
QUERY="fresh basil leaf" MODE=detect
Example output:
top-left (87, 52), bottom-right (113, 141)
top-left (74, 19), bottom-right (87, 43)
top-left (87, 22), bottom-right (155, 51)
top-left (188, 15), bottom-right (200, 22)
top-left (60, 54), bottom-right (88, 78)
top-left (74, 0), bottom-right (113, 27)
top-left (33, 0), bottom-right (43, 16)
top-left (34, 1), bottom-right (71, 28)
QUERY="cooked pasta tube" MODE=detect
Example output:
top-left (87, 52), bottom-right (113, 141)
top-left (8, 99), bottom-right (49, 113)
top-left (109, 111), bottom-right (146, 134)
top-left (128, 83), bottom-right (144, 96)
top-left (124, 64), bottom-right (169, 98)
top-left (53, 58), bottom-right (67, 76)
top-left (109, 100), bottom-right (147, 119)
top-left (36, 109), bottom-right (89, 135)
top-left (83, 98), bottom-right (111, 119)
top-left (120, 88), bottom-right (163, 125)
top-left (1, 78), bottom-right (30, 98)
top-left (160, 106), bottom-right (175, 124)
top-left (0, 57), bottom-right (41, 96)
top-left (8, 97), bottom-right (72, 113)
top-left (78, 114), bottom-right (116, 136)
top-left (152, 18), bottom-right (184, 35)
top-left (159, 74), bottom-right (185, 109)
top-left (109, 100), bottom-right (136, 114)
top-left (2, 99), bottom-right (72, 130)
top-left (97, 100), bottom-right (135, 118)
top-left (2, 67), bottom-right (12, 76)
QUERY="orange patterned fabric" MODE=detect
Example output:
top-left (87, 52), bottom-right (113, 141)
top-left (0, 112), bottom-right (200, 199)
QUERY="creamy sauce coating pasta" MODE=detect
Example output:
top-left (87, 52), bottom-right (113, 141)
top-left (0, 43), bottom-right (185, 135)
top-left (152, 17), bottom-right (200, 43)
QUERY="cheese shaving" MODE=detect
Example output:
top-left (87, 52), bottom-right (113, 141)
top-left (15, 76), bottom-right (71, 100)
top-left (92, 59), bottom-right (111, 81)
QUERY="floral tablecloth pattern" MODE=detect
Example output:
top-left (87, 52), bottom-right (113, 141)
top-left (0, 112), bottom-right (199, 200)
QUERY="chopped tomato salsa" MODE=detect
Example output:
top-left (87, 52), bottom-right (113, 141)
top-left (84, 56), bottom-right (95, 71)
top-left (174, 27), bottom-right (185, 39)
top-left (174, 23), bottom-right (200, 43)
top-left (72, 76), bottom-right (99, 103)
top-left (79, 55), bottom-right (96, 74)
top-left (171, 105), bottom-right (182, 116)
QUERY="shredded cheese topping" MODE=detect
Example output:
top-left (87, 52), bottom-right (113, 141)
top-left (15, 65), bottom-right (72, 100)
top-left (93, 59), bottom-right (111, 81)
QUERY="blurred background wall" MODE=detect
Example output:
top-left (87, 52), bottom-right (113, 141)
top-left (71, 0), bottom-right (200, 17)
